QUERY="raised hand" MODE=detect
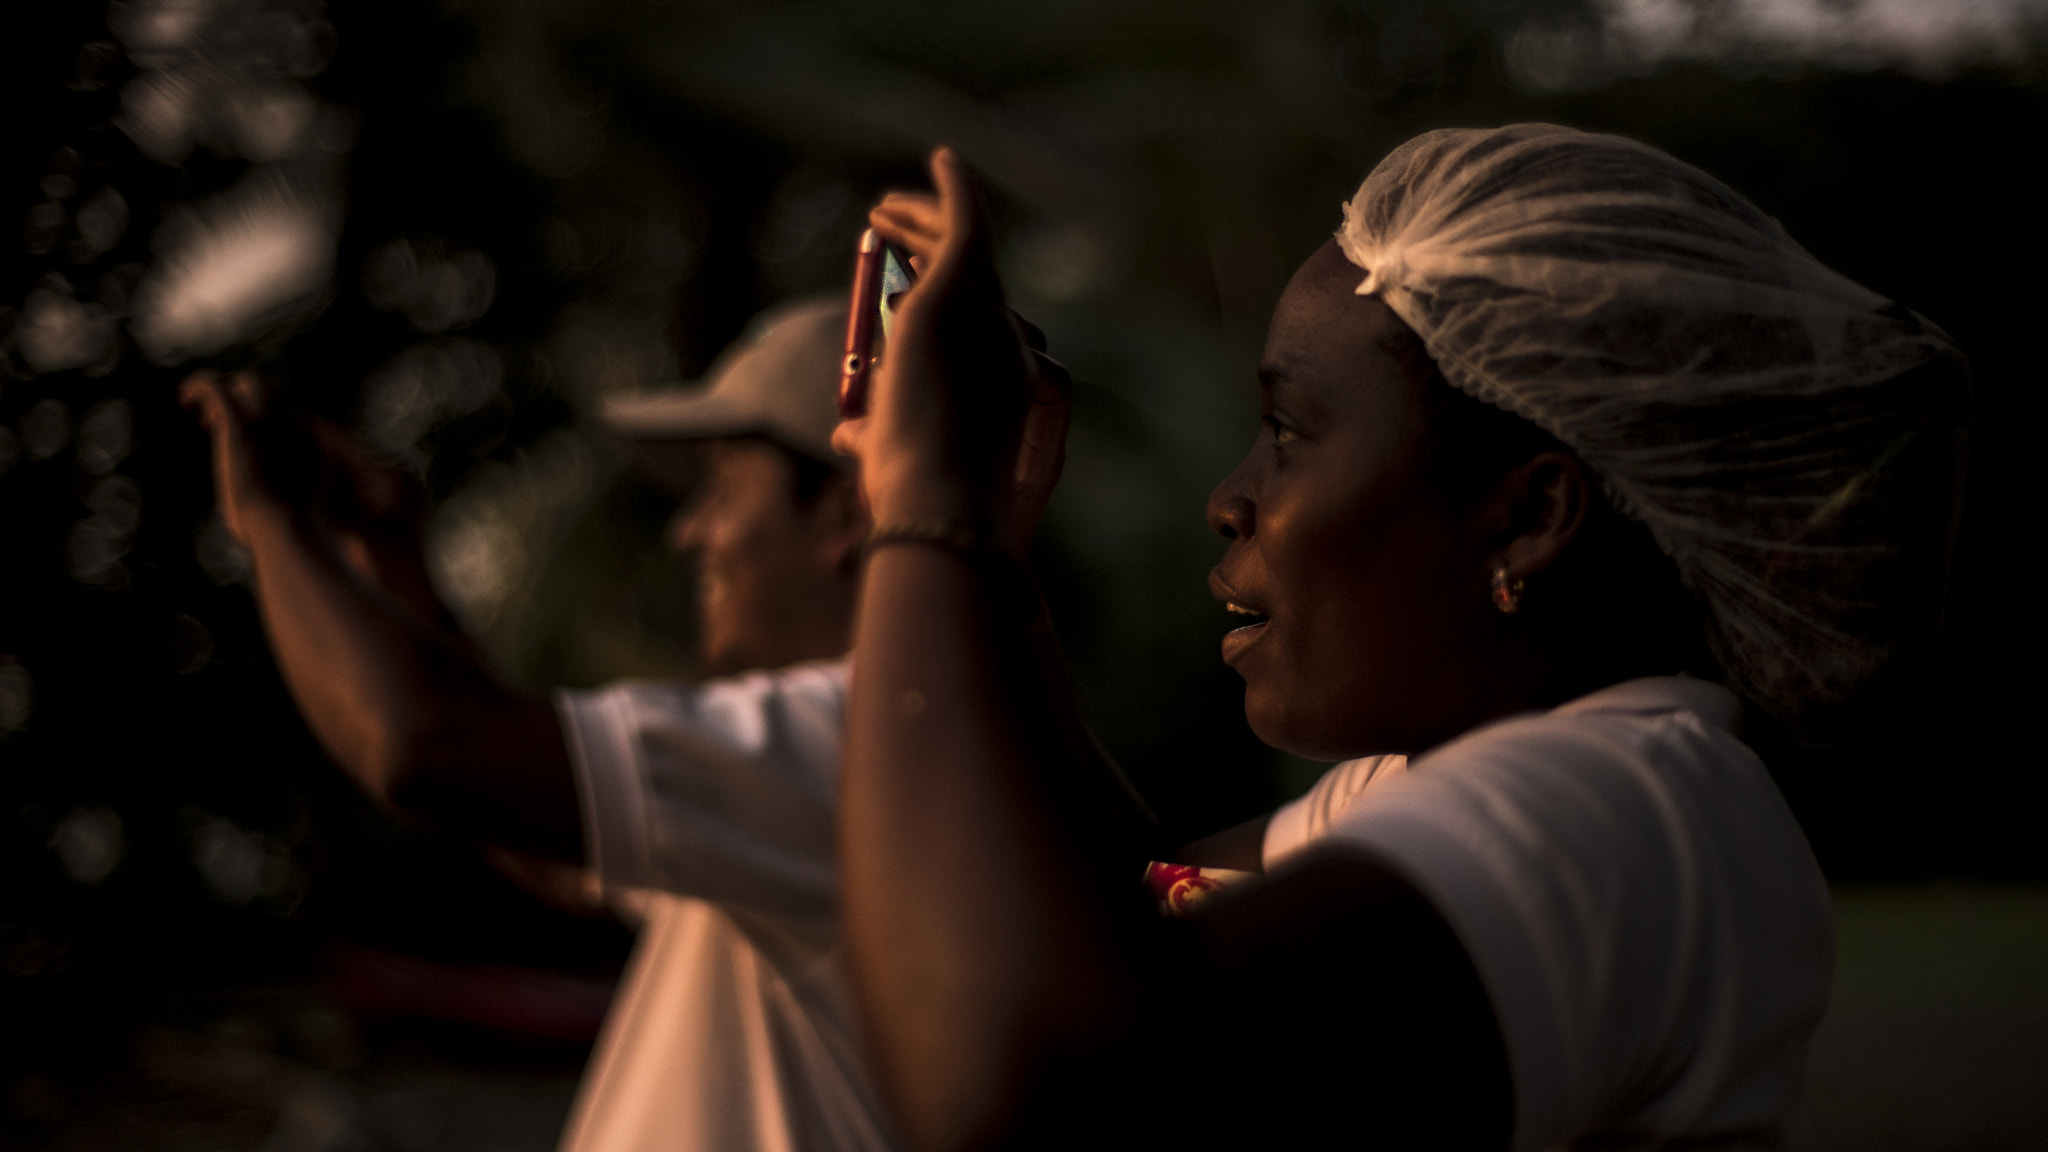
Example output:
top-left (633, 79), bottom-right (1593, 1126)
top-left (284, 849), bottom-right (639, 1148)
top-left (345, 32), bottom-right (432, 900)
top-left (832, 147), bottom-right (1069, 563)
top-left (181, 370), bottom-right (444, 625)
top-left (180, 370), bottom-right (293, 547)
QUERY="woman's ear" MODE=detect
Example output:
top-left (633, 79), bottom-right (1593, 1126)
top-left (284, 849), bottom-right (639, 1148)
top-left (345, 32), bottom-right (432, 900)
top-left (1489, 451), bottom-right (1591, 582)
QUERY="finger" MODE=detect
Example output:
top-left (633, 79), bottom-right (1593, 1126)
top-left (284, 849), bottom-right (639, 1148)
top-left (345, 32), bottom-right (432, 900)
top-left (1001, 389), bottom-right (1070, 562)
top-left (1014, 395), bottom-right (1069, 488)
top-left (227, 370), bottom-right (266, 419)
top-left (1012, 311), bottom-right (1048, 353)
top-left (917, 147), bottom-right (1007, 317)
top-left (870, 195), bottom-right (942, 235)
top-left (178, 370), bottom-right (220, 409)
top-left (869, 198), bottom-right (942, 239)
top-left (187, 379), bottom-right (260, 513)
top-left (929, 147), bottom-right (984, 270)
top-left (878, 147), bottom-right (972, 289)
top-left (183, 378), bottom-right (244, 449)
top-left (179, 374), bottom-right (224, 433)
top-left (180, 372), bottom-right (242, 430)
top-left (205, 393), bottom-right (253, 461)
top-left (1016, 350), bottom-right (1072, 483)
top-left (868, 212), bottom-right (942, 247)
top-left (869, 207), bottom-right (944, 265)
top-left (830, 415), bottom-right (870, 461)
top-left (1028, 350), bottom-right (1072, 402)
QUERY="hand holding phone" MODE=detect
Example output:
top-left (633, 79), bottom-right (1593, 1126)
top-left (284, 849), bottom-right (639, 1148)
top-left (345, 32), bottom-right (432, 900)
top-left (838, 228), bottom-right (916, 418)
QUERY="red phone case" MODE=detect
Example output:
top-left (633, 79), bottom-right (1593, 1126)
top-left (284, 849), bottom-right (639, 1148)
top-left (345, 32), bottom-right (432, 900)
top-left (839, 228), bottom-right (885, 418)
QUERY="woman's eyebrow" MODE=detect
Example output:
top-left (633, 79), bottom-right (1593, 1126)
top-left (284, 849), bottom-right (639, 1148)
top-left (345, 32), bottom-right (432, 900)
top-left (1260, 345), bottom-right (1306, 379)
top-left (1258, 361), bottom-right (1307, 395)
top-left (1260, 372), bottom-right (1319, 410)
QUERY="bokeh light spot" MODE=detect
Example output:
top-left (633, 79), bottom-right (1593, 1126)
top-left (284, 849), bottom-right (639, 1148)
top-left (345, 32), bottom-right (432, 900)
top-left (231, 85), bottom-right (317, 162)
top-left (24, 201), bottom-right (67, 255)
top-left (87, 473), bottom-right (143, 535)
top-left (0, 656), bottom-right (32, 735)
top-left (19, 279), bottom-right (118, 374)
top-left (182, 808), bottom-right (294, 905)
top-left (1505, 0), bottom-right (2048, 91)
top-left (118, 68), bottom-right (201, 164)
top-left (19, 398), bottom-right (73, 461)
top-left (50, 806), bottom-right (126, 886)
top-left (362, 238), bottom-right (498, 333)
top-left (428, 433), bottom-right (595, 629)
top-left (77, 398), bottom-right (135, 475)
top-left (1011, 221), bottom-right (1110, 303)
top-left (132, 182), bottom-right (335, 364)
top-left (74, 186), bottom-right (130, 255)
top-left (112, 0), bottom-right (217, 61)
top-left (361, 339), bottom-right (505, 459)
top-left (67, 474), bottom-right (143, 584)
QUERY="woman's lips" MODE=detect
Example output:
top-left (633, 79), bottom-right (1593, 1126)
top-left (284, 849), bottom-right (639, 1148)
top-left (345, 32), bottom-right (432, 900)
top-left (1220, 620), bottom-right (1267, 665)
top-left (1220, 601), bottom-right (1270, 665)
top-left (1210, 572), bottom-right (1269, 666)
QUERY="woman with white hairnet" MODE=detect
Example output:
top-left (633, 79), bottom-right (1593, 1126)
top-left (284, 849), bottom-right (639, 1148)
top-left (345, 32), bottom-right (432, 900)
top-left (828, 126), bottom-right (1967, 1150)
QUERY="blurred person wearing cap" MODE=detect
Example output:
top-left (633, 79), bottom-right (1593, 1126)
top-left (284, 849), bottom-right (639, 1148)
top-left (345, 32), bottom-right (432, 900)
top-left (182, 298), bottom-right (900, 1152)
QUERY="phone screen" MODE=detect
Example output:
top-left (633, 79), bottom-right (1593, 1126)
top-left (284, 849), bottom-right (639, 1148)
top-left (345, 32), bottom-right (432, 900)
top-left (879, 245), bottom-right (913, 341)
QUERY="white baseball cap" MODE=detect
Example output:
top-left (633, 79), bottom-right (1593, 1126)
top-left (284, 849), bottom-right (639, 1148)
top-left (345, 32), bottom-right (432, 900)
top-left (599, 297), bottom-right (845, 464)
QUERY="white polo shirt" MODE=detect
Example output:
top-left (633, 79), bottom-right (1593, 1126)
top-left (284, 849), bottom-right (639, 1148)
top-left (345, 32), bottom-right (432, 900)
top-left (553, 658), bottom-right (900, 1152)
top-left (1264, 678), bottom-right (1832, 1151)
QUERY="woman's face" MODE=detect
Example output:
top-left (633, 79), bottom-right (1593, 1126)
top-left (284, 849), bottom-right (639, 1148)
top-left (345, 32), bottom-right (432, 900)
top-left (1208, 241), bottom-right (1498, 760)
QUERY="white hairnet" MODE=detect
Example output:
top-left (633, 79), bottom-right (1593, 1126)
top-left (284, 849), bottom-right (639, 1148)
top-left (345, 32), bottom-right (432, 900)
top-left (1337, 123), bottom-right (1968, 723)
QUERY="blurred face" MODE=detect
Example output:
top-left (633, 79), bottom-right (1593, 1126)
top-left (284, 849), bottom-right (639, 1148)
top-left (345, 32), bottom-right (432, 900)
top-left (669, 439), bottom-right (857, 676)
top-left (1207, 242), bottom-right (1497, 759)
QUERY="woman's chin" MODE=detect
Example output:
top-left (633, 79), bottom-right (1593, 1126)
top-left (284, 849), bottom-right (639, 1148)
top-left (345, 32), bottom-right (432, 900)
top-left (1244, 691), bottom-right (1323, 761)
top-left (1245, 686), bottom-right (1403, 763)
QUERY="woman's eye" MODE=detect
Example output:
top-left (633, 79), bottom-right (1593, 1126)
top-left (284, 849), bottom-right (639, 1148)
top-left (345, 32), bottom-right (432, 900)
top-left (1266, 415), bottom-right (1301, 446)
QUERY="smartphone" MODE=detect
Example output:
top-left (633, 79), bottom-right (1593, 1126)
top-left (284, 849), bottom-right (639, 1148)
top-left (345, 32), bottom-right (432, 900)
top-left (838, 228), bottom-right (916, 417)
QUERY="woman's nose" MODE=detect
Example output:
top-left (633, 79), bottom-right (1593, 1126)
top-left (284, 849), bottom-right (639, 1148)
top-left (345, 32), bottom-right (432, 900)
top-left (1207, 473), bottom-right (1254, 541)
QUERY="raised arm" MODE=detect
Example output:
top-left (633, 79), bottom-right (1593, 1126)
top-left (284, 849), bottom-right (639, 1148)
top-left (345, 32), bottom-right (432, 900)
top-left (183, 373), bottom-right (580, 862)
top-left (833, 151), bottom-right (1510, 1150)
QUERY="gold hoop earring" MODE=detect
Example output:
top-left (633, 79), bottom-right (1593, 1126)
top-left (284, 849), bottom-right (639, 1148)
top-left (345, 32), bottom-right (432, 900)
top-left (1491, 565), bottom-right (1525, 615)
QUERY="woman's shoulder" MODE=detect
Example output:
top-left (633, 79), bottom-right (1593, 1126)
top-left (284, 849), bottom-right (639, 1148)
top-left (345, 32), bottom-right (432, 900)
top-left (1316, 676), bottom-right (1833, 1149)
top-left (1414, 675), bottom-right (1770, 811)
top-left (1354, 675), bottom-right (1814, 880)
top-left (1462, 674), bottom-right (1747, 757)
top-left (1284, 677), bottom-right (1788, 876)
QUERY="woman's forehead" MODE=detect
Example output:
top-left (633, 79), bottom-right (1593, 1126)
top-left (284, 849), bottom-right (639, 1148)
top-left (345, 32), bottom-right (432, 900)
top-left (1264, 244), bottom-right (1418, 400)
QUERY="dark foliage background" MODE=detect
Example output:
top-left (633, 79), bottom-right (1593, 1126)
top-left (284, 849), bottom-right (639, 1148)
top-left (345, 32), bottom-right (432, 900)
top-left (2, 0), bottom-right (2042, 1147)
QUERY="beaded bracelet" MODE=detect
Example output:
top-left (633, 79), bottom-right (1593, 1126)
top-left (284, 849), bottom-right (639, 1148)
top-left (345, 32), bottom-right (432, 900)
top-left (863, 519), bottom-right (1042, 625)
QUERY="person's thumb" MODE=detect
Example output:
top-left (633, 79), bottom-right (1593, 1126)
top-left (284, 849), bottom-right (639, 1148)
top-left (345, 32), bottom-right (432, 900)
top-left (180, 371), bottom-right (269, 540)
